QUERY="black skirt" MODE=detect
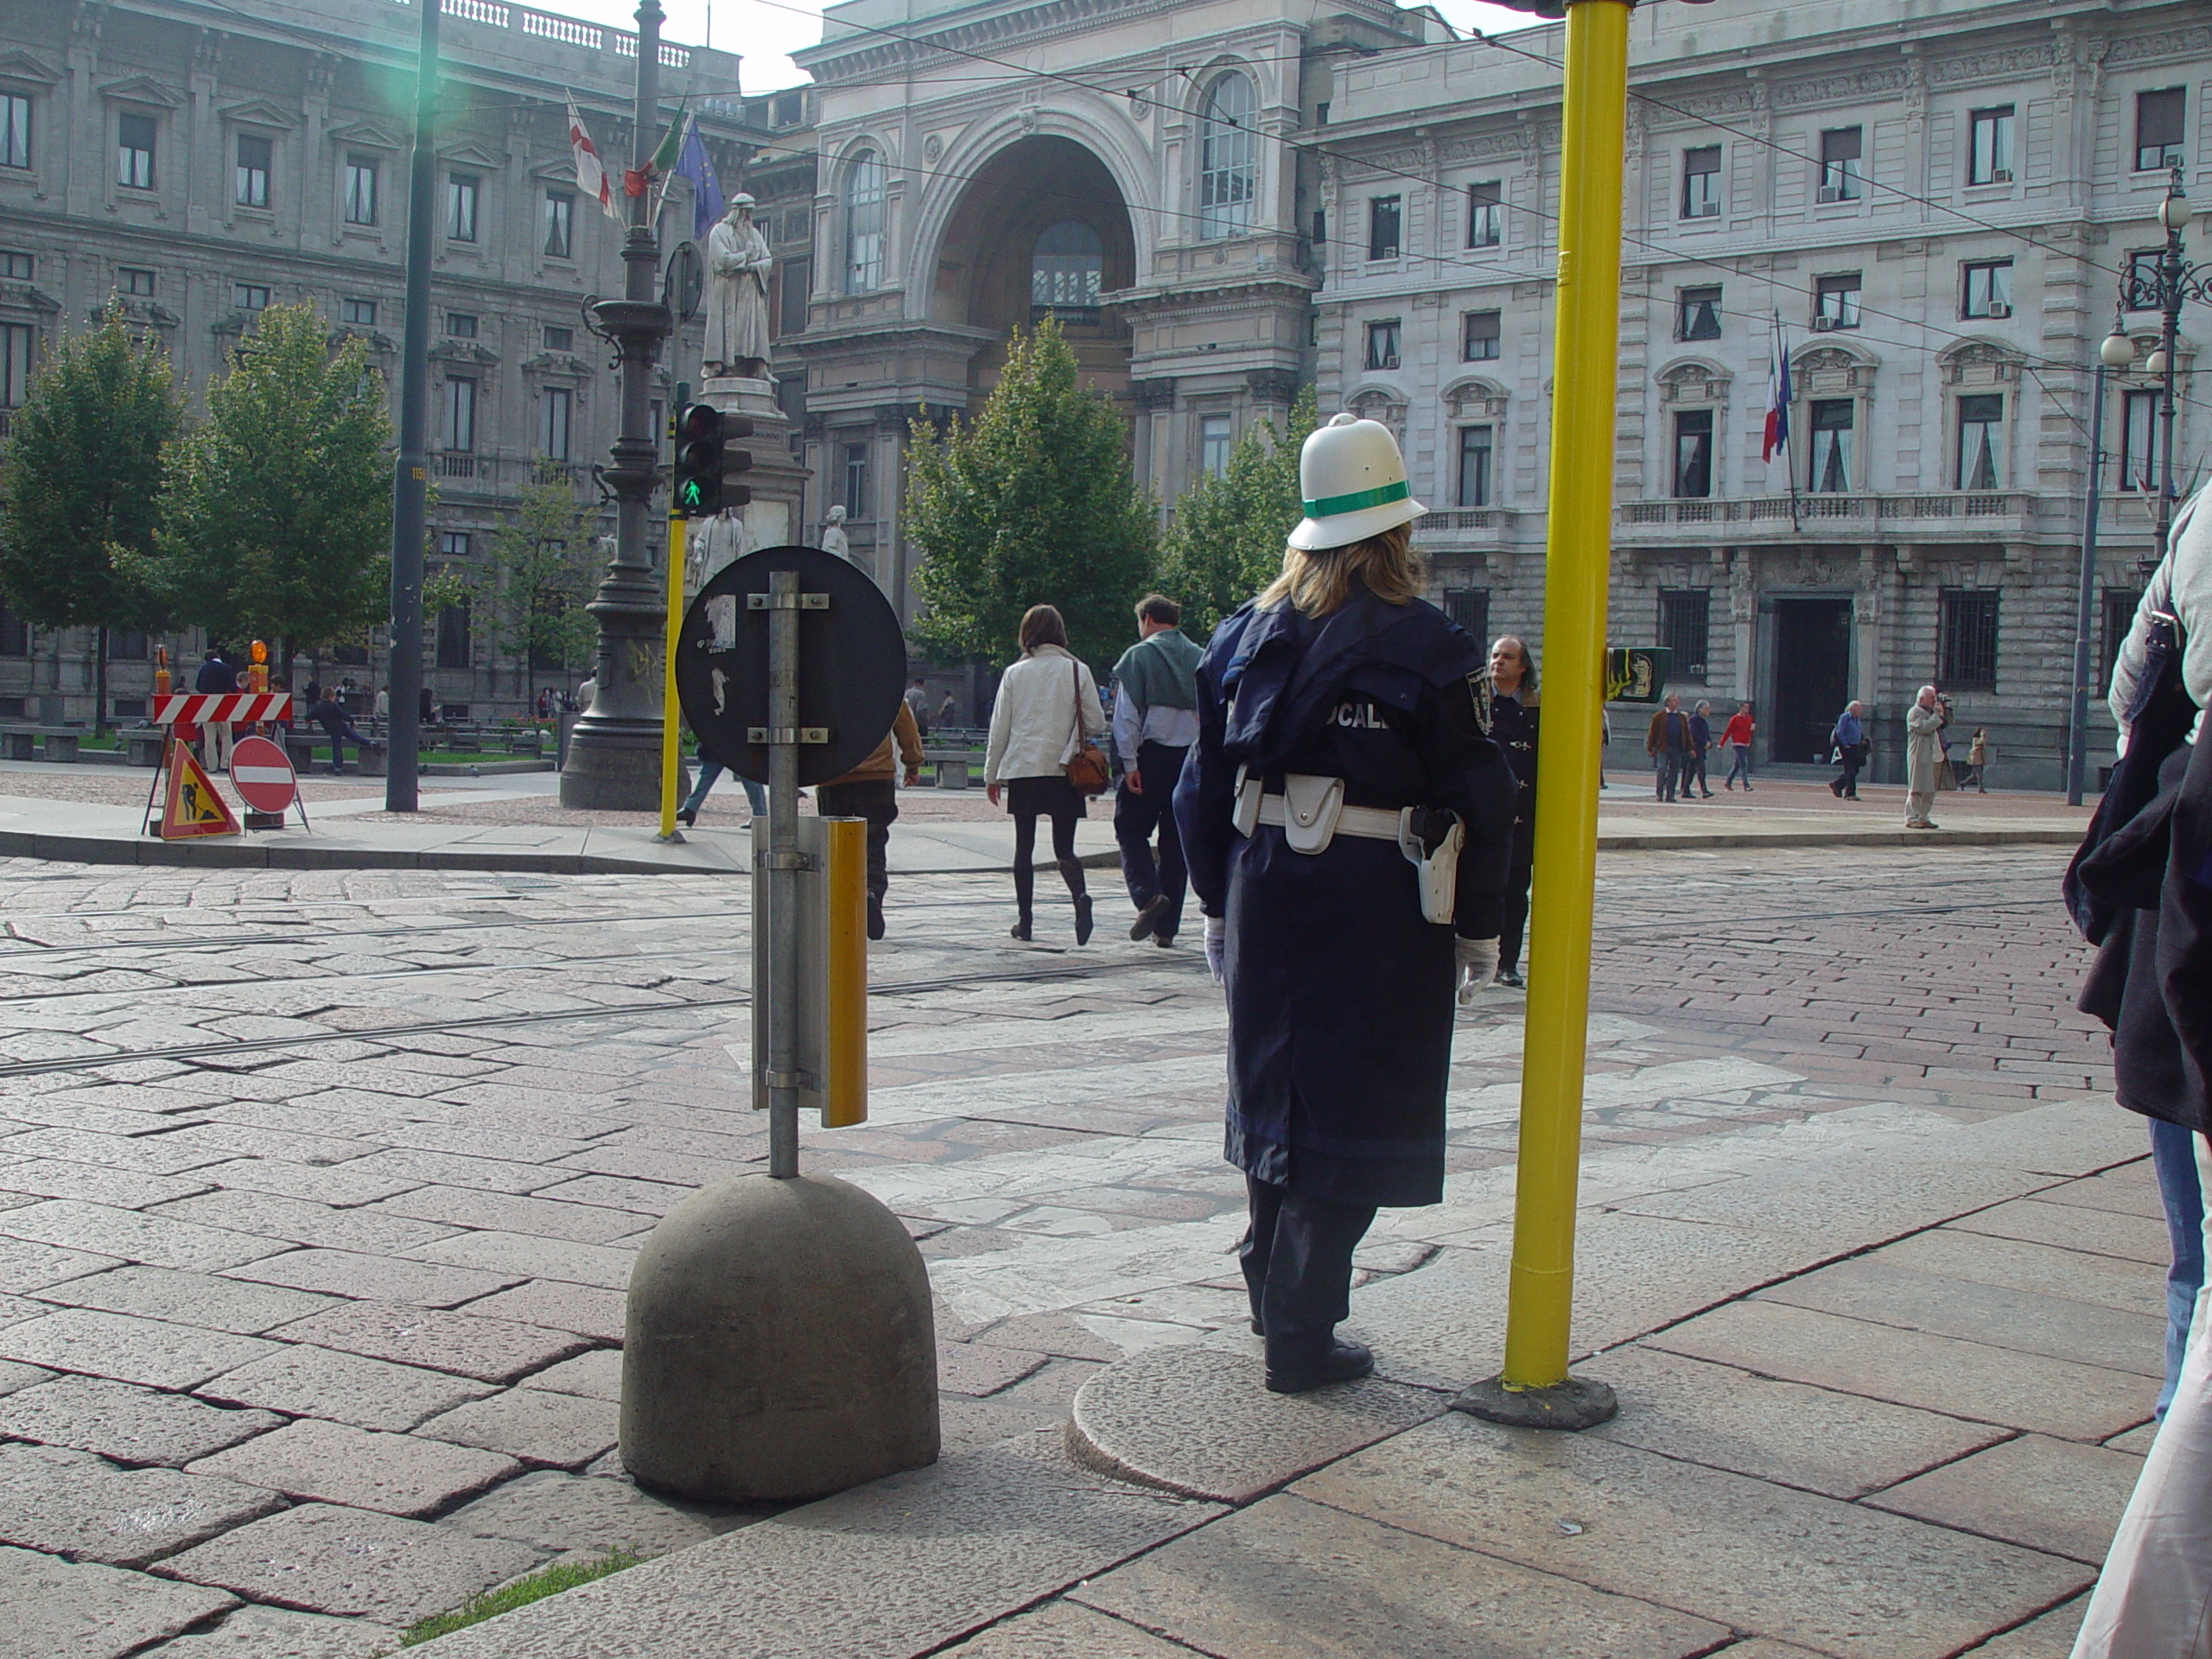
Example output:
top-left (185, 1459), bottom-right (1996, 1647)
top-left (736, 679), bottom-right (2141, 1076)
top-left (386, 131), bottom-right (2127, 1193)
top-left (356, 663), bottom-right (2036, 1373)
top-left (1003, 772), bottom-right (1089, 819)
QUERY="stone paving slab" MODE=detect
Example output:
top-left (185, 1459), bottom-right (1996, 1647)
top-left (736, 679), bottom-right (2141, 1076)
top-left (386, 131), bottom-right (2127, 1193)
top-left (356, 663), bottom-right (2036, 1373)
top-left (1944, 1198), bottom-right (2171, 1265)
top-left (0, 1307), bottom-right (281, 1390)
top-left (0, 1375), bottom-right (282, 1467)
top-left (418, 1384), bottom-right (620, 1468)
top-left (1865, 1433), bottom-right (2146, 1565)
top-left (0, 1237), bottom-right (121, 1294)
top-left (1960, 1598), bottom-right (2089, 1656)
top-left (196, 1343), bottom-right (493, 1433)
top-left (1294, 1416), bottom-right (2093, 1659)
top-left (1874, 1228), bottom-right (2170, 1317)
top-left (0, 1542), bottom-right (238, 1659)
top-left (38, 1263), bottom-right (343, 1336)
top-left (437, 1469), bottom-right (766, 1556)
top-left (1070, 1492), bottom-right (1731, 1658)
top-left (0, 1441), bottom-right (282, 1567)
top-left (187, 1418), bottom-right (520, 1518)
top-left (264, 1300), bottom-right (589, 1384)
top-left (518, 1348), bottom-right (621, 1401)
top-left (934, 1600), bottom-right (1199, 1657)
top-left (0, 1200), bottom-right (281, 1274)
top-left (136, 1602), bottom-right (398, 1657)
top-left (154, 1503), bottom-right (546, 1626)
top-left (1649, 1300), bottom-right (2154, 1443)
top-left (224, 1247), bottom-right (526, 1307)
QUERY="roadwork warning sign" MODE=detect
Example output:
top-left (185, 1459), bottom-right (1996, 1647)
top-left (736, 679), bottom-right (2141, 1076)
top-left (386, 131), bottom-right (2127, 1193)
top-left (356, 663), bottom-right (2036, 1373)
top-left (161, 743), bottom-right (241, 839)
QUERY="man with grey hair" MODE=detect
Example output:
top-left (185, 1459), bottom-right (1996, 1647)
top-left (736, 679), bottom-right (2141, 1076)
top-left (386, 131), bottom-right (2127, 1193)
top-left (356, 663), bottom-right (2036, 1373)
top-left (1904, 685), bottom-right (1949, 829)
top-left (1829, 699), bottom-right (1867, 799)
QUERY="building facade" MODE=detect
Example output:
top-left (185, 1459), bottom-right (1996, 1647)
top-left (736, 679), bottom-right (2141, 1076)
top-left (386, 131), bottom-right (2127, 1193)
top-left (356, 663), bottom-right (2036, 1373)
top-left (0, 0), bottom-right (744, 726)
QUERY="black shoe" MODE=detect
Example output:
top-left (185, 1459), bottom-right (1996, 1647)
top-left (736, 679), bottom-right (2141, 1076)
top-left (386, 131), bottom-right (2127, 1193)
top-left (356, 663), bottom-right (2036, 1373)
top-left (866, 895), bottom-right (885, 941)
top-left (1011, 918), bottom-right (1032, 942)
top-left (1073, 893), bottom-right (1094, 946)
top-left (1846, 792), bottom-right (1859, 801)
top-left (1154, 932), bottom-right (1176, 949)
top-left (1266, 1338), bottom-right (1375, 1395)
top-left (676, 808), bottom-right (696, 827)
top-left (1129, 894), bottom-right (1170, 941)
top-left (1495, 969), bottom-right (1524, 988)
top-left (1249, 1316), bottom-right (1264, 1335)
top-left (1830, 782), bottom-right (1843, 797)
top-left (1701, 791), bottom-right (1714, 798)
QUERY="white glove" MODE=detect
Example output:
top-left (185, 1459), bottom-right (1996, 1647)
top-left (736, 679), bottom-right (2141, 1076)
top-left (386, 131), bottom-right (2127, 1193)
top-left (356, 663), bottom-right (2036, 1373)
top-left (1455, 936), bottom-right (1500, 1004)
top-left (1204, 915), bottom-right (1226, 986)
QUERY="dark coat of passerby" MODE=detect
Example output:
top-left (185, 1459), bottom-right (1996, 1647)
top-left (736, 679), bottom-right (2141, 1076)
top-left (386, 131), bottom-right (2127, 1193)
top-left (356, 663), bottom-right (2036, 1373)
top-left (817, 701), bottom-right (924, 941)
top-left (1645, 695), bottom-right (1691, 802)
top-left (194, 651), bottom-right (236, 693)
top-left (307, 690), bottom-right (378, 774)
top-left (1173, 411), bottom-right (1516, 1396)
top-left (1486, 634), bottom-right (1538, 988)
top-left (1112, 594), bottom-right (1203, 947)
top-left (1829, 701), bottom-right (1868, 798)
top-left (904, 678), bottom-right (930, 738)
top-left (984, 605), bottom-right (1107, 944)
top-left (1722, 702), bottom-right (1755, 790)
top-left (1686, 700), bottom-right (1715, 798)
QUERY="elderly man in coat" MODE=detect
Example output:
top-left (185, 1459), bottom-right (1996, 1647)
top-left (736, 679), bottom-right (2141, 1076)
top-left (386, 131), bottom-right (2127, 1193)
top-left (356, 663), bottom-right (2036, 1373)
top-left (1904, 685), bottom-right (1949, 829)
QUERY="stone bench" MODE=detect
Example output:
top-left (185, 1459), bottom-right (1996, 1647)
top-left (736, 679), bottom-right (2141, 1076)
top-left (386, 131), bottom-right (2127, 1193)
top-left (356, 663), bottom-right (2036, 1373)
top-left (124, 731), bottom-right (166, 767)
top-left (931, 757), bottom-right (975, 790)
top-left (0, 726), bottom-right (83, 762)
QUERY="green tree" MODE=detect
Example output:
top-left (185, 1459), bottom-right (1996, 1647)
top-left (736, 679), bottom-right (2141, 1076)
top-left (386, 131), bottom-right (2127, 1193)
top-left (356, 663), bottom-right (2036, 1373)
top-left (462, 475), bottom-right (601, 696)
top-left (905, 316), bottom-right (1157, 669)
top-left (0, 313), bottom-right (181, 733)
top-left (151, 302), bottom-right (391, 670)
top-left (1156, 386), bottom-right (1318, 640)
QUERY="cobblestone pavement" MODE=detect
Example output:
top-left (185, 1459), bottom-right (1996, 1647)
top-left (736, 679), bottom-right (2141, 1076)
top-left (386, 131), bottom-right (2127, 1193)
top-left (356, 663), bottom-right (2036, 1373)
top-left (0, 844), bottom-right (2118, 1653)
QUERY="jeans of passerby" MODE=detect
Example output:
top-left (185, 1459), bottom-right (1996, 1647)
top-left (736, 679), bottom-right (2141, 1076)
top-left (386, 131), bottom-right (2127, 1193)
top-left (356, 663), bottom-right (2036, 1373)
top-left (1684, 749), bottom-right (1710, 796)
top-left (815, 779), bottom-right (897, 902)
top-left (681, 760), bottom-right (766, 819)
top-left (313, 709), bottom-right (369, 774)
top-left (1834, 742), bottom-right (1867, 799)
top-left (1115, 741), bottom-right (1188, 942)
top-left (1725, 747), bottom-right (1753, 789)
top-left (2153, 1116), bottom-right (2205, 1421)
top-left (1654, 750), bottom-right (1684, 802)
top-left (2070, 1130), bottom-right (2212, 1657)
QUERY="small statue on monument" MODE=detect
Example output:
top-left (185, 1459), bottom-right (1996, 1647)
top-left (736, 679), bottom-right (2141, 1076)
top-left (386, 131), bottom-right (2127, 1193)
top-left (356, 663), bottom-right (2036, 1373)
top-left (691, 505), bottom-right (748, 590)
top-left (704, 194), bottom-right (772, 379)
top-left (821, 505), bottom-right (850, 563)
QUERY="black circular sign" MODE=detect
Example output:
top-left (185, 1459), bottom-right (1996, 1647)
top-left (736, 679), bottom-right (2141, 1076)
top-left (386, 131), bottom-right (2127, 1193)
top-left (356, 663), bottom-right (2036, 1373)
top-left (675, 544), bottom-right (908, 787)
top-left (665, 240), bottom-right (704, 323)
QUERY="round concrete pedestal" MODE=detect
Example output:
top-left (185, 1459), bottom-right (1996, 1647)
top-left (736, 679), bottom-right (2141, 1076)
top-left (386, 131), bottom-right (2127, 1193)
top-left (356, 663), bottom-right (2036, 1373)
top-left (620, 1172), bottom-right (939, 1503)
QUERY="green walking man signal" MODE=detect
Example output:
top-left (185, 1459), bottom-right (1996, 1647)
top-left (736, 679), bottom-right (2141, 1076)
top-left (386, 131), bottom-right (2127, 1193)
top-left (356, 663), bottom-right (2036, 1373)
top-left (672, 401), bottom-right (755, 519)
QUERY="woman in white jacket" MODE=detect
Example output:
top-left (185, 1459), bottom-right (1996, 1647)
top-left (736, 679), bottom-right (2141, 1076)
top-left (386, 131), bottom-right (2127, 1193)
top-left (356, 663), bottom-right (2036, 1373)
top-left (985, 604), bottom-right (1108, 943)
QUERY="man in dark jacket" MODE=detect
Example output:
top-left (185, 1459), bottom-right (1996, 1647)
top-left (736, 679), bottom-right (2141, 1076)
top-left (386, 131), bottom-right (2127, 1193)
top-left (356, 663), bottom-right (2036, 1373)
top-left (1112, 594), bottom-right (1203, 945)
top-left (194, 649), bottom-right (237, 770)
top-left (1645, 694), bottom-right (1690, 802)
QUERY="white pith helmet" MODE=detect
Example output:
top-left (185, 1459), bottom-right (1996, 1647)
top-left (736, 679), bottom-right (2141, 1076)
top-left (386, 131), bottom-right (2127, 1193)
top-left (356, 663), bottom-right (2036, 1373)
top-left (1287, 412), bottom-right (1427, 550)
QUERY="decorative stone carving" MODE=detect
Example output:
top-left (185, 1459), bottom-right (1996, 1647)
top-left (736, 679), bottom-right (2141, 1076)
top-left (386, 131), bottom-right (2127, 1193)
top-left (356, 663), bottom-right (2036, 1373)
top-left (1930, 43), bottom-right (2054, 84)
top-left (1347, 388), bottom-right (1407, 442)
top-left (1245, 368), bottom-right (1300, 404)
top-left (1129, 378), bottom-right (1177, 410)
top-left (1775, 66), bottom-right (1912, 108)
top-left (1939, 340), bottom-right (2020, 387)
top-left (1795, 346), bottom-right (1877, 394)
top-left (1657, 359), bottom-right (1731, 405)
top-left (1444, 379), bottom-right (1510, 420)
top-left (2108, 25), bottom-right (2212, 64)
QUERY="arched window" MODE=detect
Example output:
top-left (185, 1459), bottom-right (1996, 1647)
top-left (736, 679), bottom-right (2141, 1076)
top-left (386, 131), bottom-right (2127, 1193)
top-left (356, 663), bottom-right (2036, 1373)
top-left (843, 148), bottom-right (884, 294)
top-left (1030, 219), bottom-right (1103, 318)
top-left (1198, 73), bottom-right (1256, 239)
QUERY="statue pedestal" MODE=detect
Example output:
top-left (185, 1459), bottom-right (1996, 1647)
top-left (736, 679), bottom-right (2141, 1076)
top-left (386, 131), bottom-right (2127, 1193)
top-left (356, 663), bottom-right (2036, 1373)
top-left (702, 375), bottom-right (809, 556)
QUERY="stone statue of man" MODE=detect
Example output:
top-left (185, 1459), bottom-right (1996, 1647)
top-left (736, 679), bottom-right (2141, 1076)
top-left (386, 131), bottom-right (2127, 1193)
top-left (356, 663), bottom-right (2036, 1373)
top-left (821, 505), bottom-right (850, 563)
top-left (704, 194), bottom-right (772, 378)
top-left (691, 506), bottom-right (748, 589)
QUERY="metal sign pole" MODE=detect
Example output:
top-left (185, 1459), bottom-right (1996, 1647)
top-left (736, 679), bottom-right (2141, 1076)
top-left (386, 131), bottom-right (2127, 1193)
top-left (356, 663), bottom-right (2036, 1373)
top-left (766, 567), bottom-right (802, 1179)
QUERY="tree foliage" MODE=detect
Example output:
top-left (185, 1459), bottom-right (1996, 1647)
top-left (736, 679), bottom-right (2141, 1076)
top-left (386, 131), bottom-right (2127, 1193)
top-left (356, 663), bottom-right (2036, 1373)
top-left (151, 303), bottom-right (391, 664)
top-left (905, 316), bottom-right (1157, 669)
top-left (0, 313), bottom-right (181, 729)
top-left (462, 475), bottom-right (602, 690)
top-left (1155, 386), bottom-right (1318, 642)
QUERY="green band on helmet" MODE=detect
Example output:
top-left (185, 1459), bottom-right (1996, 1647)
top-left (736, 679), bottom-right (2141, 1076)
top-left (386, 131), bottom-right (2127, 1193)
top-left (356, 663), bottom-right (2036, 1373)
top-left (1301, 480), bottom-right (1410, 518)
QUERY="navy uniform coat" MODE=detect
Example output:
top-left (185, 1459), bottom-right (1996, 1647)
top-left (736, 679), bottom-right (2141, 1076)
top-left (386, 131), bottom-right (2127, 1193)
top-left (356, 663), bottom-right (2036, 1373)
top-left (1173, 584), bottom-right (1518, 1209)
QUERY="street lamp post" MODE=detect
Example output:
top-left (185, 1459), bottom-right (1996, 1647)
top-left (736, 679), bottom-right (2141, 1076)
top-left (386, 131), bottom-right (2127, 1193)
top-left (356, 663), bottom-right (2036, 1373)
top-left (561, 1), bottom-right (676, 810)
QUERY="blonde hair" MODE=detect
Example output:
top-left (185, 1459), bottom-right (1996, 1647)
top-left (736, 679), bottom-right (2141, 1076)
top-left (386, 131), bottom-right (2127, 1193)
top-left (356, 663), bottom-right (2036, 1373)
top-left (1258, 524), bottom-right (1423, 617)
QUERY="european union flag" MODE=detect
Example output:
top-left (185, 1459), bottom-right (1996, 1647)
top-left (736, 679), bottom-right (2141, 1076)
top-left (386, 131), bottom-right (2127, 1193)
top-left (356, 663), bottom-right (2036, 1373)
top-left (675, 115), bottom-right (725, 244)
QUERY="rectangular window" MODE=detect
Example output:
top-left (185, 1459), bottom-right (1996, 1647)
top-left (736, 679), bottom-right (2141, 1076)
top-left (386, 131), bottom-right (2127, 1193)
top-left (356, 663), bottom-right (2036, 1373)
top-left (1461, 308), bottom-right (1501, 361)
top-left (1312, 209), bottom-right (1326, 246)
top-left (442, 377), bottom-right (478, 453)
top-left (446, 172), bottom-right (479, 242)
top-left (1677, 285), bottom-right (1722, 341)
top-left (1808, 399), bottom-right (1853, 493)
top-left (1673, 408), bottom-right (1714, 499)
top-left (1364, 319), bottom-right (1401, 371)
top-left (2102, 589), bottom-right (2143, 691)
top-left (539, 386), bottom-right (572, 461)
top-left (1815, 272), bottom-right (1862, 329)
top-left (117, 111), bottom-right (156, 190)
top-left (444, 312), bottom-right (477, 339)
top-left (1681, 145), bottom-right (1721, 219)
top-left (343, 153), bottom-right (378, 226)
top-left (1955, 393), bottom-right (2003, 490)
top-left (1938, 588), bottom-right (2000, 689)
top-left (1961, 259), bottom-right (2012, 319)
top-left (118, 267), bottom-right (154, 296)
top-left (112, 696), bottom-right (146, 719)
top-left (0, 601), bottom-right (27, 656)
top-left (0, 251), bottom-right (28, 280)
top-left (1465, 180), bottom-right (1502, 249)
top-left (1367, 195), bottom-right (1401, 261)
top-left (2137, 88), bottom-right (2185, 173)
top-left (1659, 589), bottom-right (1711, 680)
top-left (2126, 250), bottom-right (2162, 311)
top-left (232, 283), bottom-right (269, 311)
top-left (1456, 425), bottom-right (1494, 507)
top-left (543, 324), bottom-right (573, 352)
top-left (340, 297), bottom-right (376, 327)
top-left (1198, 413), bottom-right (1232, 478)
top-left (439, 531), bottom-right (472, 560)
top-left (1967, 106), bottom-right (2014, 184)
top-left (0, 321), bottom-right (31, 407)
top-left (1443, 589), bottom-right (1489, 643)
top-left (1818, 126), bottom-right (1863, 202)
top-left (842, 442), bottom-right (868, 519)
top-left (2119, 389), bottom-right (2159, 492)
top-left (436, 596), bottom-right (473, 670)
top-left (105, 627), bottom-right (148, 661)
top-left (779, 257), bottom-right (810, 337)
top-left (543, 189), bottom-right (574, 258)
top-left (234, 132), bottom-right (270, 208)
top-left (0, 93), bottom-right (29, 170)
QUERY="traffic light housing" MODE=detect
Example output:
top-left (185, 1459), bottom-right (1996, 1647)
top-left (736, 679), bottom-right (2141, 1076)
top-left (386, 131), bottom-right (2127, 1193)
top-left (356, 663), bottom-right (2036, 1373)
top-left (671, 403), bottom-right (756, 518)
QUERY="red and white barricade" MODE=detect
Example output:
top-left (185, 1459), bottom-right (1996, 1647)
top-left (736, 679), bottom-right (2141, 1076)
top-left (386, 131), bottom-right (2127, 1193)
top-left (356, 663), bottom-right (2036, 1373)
top-left (153, 693), bottom-right (291, 727)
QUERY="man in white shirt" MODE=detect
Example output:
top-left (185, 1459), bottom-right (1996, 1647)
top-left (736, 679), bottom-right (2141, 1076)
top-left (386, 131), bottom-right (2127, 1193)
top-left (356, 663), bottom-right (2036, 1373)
top-left (1111, 594), bottom-right (1203, 944)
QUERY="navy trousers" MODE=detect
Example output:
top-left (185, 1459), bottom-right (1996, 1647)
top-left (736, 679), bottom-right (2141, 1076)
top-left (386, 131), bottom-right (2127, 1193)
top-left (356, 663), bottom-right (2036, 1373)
top-left (1240, 1175), bottom-right (1376, 1367)
top-left (1115, 741), bottom-right (1188, 939)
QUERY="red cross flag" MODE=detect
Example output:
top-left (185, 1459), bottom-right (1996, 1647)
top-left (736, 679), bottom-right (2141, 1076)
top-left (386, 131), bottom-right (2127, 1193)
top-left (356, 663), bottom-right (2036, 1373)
top-left (567, 94), bottom-right (622, 224)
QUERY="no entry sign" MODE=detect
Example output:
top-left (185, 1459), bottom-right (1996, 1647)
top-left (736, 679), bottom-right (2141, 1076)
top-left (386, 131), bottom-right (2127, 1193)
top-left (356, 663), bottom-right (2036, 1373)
top-left (228, 736), bottom-right (298, 815)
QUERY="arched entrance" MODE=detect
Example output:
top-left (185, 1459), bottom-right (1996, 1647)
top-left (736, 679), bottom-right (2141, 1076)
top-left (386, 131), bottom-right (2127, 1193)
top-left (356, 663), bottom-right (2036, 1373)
top-left (931, 136), bottom-right (1136, 404)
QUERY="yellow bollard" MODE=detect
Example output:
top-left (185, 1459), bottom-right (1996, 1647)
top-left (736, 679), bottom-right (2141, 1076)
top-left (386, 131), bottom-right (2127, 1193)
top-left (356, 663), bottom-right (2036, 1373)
top-left (1454, 0), bottom-right (1630, 1432)
top-left (821, 816), bottom-right (868, 1127)
top-left (658, 513), bottom-right (686, 841)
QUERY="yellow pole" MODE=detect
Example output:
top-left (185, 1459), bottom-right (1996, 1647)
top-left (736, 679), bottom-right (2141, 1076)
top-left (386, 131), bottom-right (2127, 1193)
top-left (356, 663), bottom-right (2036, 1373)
top-left (821, 815), bottom-right (869, 1127)
top-left (1464, 0), bottom-right (1630, 1427)
top-left (659, 514), bottom-right (685, 840)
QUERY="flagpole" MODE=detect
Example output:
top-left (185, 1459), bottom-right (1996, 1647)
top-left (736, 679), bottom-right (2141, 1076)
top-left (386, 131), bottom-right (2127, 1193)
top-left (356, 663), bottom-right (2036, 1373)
top-left (1776, 312), bottom-right (1800, 532)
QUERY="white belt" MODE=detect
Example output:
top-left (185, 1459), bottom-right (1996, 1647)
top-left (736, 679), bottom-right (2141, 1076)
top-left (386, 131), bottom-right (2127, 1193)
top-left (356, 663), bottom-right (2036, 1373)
top-left (1254, 792), bottom-right (1404, 842)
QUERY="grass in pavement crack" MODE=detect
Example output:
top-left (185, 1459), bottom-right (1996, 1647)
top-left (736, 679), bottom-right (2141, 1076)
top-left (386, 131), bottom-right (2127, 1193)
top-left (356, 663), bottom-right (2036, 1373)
top-left (391, 1549), bottom-right (644, 1648)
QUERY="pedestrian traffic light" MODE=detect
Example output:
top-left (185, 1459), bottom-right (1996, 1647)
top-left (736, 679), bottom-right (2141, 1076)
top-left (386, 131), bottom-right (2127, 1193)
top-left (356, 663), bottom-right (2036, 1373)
top-left (674, 403), bottom-right (725, 518)
top-left (722, 410), bottom-right (754, 512)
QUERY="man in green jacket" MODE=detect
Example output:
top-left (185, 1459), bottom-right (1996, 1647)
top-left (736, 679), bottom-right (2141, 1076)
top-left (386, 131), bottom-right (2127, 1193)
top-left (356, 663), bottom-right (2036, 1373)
top-left (1112, 594), bottom-right (1203, 944)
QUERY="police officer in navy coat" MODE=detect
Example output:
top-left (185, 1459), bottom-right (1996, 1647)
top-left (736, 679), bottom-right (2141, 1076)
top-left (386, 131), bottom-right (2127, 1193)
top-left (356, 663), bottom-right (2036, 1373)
top-left (1174, 413), bottom-right (1517, 1393)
